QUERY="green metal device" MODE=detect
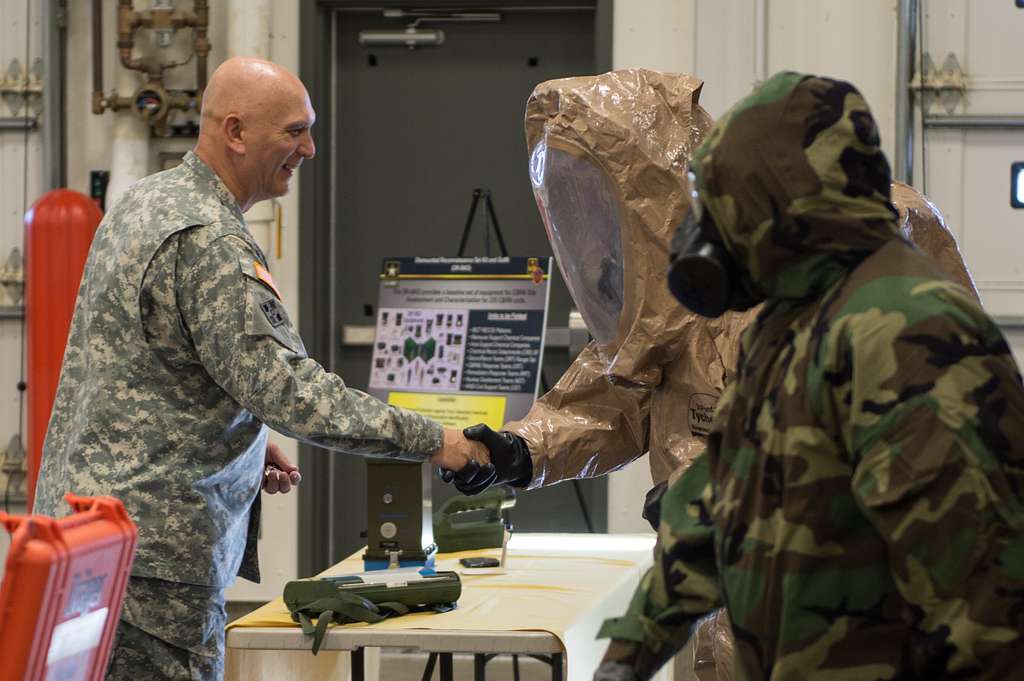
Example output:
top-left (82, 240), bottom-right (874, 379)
top-left (363, 460), bottom-right (435, 570)
top-left (433, 485), bottom-right (516, 553)
top-left (283, 570), bottom-right (462, 653)
top-left (284, 570), bottom-right (462, 613)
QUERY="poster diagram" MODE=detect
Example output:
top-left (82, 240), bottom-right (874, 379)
top-left (369, 307), bottom-right (468, 391)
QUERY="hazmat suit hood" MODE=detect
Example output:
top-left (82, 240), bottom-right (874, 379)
top-left (689, 72), bottom-right (900, 304)
top-left (508, 70), bottom-right (753, 487)
top-left (892, 180), bottom-right (980, 300)
top-left (526, 69), bottom-right (713, 371)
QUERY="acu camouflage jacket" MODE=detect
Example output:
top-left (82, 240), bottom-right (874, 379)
top-left (34, 152), bottom-right (443, 587)
top-left (600, 73), bottom-right (1024, 679)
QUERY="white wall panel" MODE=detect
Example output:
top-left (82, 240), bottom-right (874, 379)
top-left (919, 0), bottom-right (1024, 337)
top-left (606, 0), bottom-right (902, 534)
top-left (613, 0), bottom-right (697, 75)
top-left (765, 0), bottom-right (899, 162)
top-left (0, 0), bottom-right (42, 503)
top-left (957, 130), bottom-right (1024, 319)
top-left (0, 0), bottom-right (43, 577)
top-left (694, 0), bottom-right (758, 118)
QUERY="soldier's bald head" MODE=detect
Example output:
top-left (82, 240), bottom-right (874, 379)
top-left (194, 57), bottom-right (316, 211)
top-left (200, 58), bottom-right (308, 132)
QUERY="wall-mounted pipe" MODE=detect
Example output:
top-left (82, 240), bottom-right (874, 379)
top-left (0, 118), bottom-right (38, 132)
top-left (894, 0), bottom-right (917, 184)
top-left (93, 0), bottom-right (210, 132)
top-left (42, 0), bottom-right (68, 189)
top-left (118, 0), bottom-right (164, 82)
top-left (228, 0), bottom-right (271, 60)
top-left (194, 0), bottom-right (210, 97)
top-left (753, 0), bottom-right (767, 82)
top-left (107, 61), bottom-right (151, 208)
top-left (227, 0), bottom-right (275, 255)
top-left (924, 114), bottom-right (1024, 130)
top-left (92, 0), bottom-right (102, 113)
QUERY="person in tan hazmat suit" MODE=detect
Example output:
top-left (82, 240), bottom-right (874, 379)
top-left (447, 70), bottom-right (750, 508)
top-left (441, 69), bottom-right (983, 681)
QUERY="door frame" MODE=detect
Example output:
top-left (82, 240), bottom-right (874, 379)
top-left (298, 0), bottom-right (613, 576)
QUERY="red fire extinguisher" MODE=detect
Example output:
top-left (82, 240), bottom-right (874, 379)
top-left (23, 190), bottom-right (102, 511)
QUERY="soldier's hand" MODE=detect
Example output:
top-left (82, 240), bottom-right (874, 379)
top-left (430, 427), bottom-right (490, 472)
top-left (264, 441), bottom-right (301, 494)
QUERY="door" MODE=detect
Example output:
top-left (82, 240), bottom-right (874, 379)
top-left (917, 1), bottom-right (1024, 361)
top-left (317, 4), bottom-right (608, 567)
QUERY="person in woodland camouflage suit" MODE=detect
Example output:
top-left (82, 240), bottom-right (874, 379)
top-left (33, 58), bottom-right (487, 681)
top-left (594, 71), bottom-right (1024, 680)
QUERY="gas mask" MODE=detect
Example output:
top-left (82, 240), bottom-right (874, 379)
top-left (667, 170), bottom-right (757, 318)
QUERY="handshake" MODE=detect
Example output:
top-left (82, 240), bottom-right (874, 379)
top-left (429, 424), bottom-right (533, 495)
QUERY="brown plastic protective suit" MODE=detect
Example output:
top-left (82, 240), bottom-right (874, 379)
top-left (892, 180), bottom-right (980, 301)
top-left (506, 69), bottom-right (757, 489)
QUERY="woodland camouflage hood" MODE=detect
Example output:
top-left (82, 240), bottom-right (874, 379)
top-left (691, 71), bottom-right (900, 302)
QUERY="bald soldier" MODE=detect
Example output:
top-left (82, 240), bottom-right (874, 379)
top-left (33, 58), bottom-right (488, 680)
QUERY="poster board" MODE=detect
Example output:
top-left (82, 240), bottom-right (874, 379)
top-left (367, 256), bottom-right (551, 429)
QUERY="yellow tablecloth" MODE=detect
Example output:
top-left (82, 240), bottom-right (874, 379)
top-left (227, 534), bottom-right (655, 681)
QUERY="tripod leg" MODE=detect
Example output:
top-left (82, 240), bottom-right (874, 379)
top-left (458, 189), bottom-right (483, 257)
top-left (483, 192), bottom-right (510, 257)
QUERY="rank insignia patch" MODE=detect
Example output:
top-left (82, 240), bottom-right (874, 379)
top-left (260, 298), bottom-right (287, 327)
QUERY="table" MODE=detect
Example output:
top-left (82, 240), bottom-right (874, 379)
top-left (226, 533), bottom-right (655, 681)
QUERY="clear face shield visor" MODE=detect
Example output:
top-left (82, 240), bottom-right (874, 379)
top-left (529, 140), bottom-right (625, 347)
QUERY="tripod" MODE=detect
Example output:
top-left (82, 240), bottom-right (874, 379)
top-left (457, 188), bottom-right (509, 257)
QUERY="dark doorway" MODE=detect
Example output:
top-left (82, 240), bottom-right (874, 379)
top-left (300, 1), bottom-right (613, 574)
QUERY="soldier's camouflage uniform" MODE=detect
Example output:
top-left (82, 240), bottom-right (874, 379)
top-left (599, 72), bottom-right (1024, 679)
top-left (33, 151), bottom-right (444, 679)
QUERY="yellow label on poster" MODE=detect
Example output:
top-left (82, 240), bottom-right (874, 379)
top-left (388, 392), bottom-right (506, 430)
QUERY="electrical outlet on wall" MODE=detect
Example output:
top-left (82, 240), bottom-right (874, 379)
top-left (0, 434), bottom-right (27, 507)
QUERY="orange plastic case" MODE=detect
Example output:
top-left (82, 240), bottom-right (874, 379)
top-left (0, 494), bottom-right (137, 681)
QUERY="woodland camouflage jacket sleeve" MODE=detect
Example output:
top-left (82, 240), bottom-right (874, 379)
top-left (597, 451), bottom-right (722, 676)
top-left (175, 227), bottom-right (444, 459)
top-left (838, 278), bottom-right (1024, 677)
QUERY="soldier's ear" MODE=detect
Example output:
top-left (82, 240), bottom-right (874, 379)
top-left (223, 113), bottom-right (246, 154)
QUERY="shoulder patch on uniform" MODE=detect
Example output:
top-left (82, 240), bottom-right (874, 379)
top-left (253, 261), bottom-right (282, 300)
top-left (260, 298), bottom-right (287, 327)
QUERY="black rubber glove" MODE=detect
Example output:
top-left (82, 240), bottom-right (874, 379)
top-left (438, 458), bottom-right (497, 492)
top-left (642, 480), bottom-right (668, 531)
top-left (439, 424), bottom-right (533, 495)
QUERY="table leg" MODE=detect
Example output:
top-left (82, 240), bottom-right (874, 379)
top-left (551, 652), bottom-right (563, 681)
top-left (439, 653), bottom-right (454, 681)
top-left (421, 653), bottom-right (437, 681)
top-left (351, 647), bottom-right (365, 681)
